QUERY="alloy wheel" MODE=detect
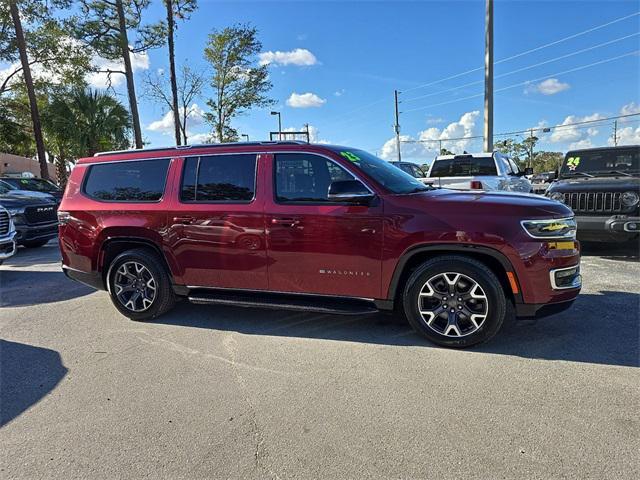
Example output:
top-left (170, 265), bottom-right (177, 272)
top-left (417, 272), bottom-right (489, 337)
top-left (113, 261), bottom-right (157, 312)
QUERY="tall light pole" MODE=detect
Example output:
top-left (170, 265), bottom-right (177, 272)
top-left (270, 111), bottom-right (282, 140)
top-left (483, 0), bottom-right (494, 153)
top-left (241, 134), bottom-right (249, 142)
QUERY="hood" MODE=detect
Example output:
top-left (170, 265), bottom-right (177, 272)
top-left (5, 189), bottom-right (56, 200)
top-left (394, 188), bottom-right (573, 219)
top-left (0, 194), bottom-right (58, 208)
top-left (548, 176), bottom-right (640, 193)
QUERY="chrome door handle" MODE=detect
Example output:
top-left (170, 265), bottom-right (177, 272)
top-left (173, 216), bottom-right (195, 225)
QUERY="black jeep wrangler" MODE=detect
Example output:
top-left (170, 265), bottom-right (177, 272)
top-left (546, 145), bottom-right (639, 242)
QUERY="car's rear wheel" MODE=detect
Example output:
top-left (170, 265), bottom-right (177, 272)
top-left (402, 255), bottom-right (507, 348)
top-left (107, 248), bottom-right (175, 321)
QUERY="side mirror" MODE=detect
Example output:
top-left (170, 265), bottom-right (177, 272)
top-left (523, 167), bottom-right (534, 176)
top-left (549, 171), bottom-right (557, 181)
top-left (328, 180), bottom-right (375, 205)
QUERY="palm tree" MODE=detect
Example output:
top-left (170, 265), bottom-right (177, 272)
top-left (43, 89), bottom-right (131, 184)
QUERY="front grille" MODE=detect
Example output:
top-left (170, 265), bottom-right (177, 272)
top-left (561, 192), bottom-right (623, 214)
top-left (0, 209), bottom-right (9, 235)
top-left (24, 205), bottom-right (57, 225)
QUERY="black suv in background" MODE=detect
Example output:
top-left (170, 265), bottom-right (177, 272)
top-left (0, 193), bottom-right (58, 248)
top-left (546, 145), bottom-right (639, 242)
top-left (0, 176), bottom-right (63, 203)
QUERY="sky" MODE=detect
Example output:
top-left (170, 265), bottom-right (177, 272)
top-left (5, 0), bottom-right (640, 163)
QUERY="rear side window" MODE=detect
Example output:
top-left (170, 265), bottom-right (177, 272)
top-left (83, 159), bottom-right (170, 202)
top-left (429, 157), bottom-right (497, 177)
top-left (181, 154), bottom-right (257, 202)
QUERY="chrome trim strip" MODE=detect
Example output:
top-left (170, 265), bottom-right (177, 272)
top-left (549, 264), bottom-right (582, 290)
top-left (184, 284), bottom-right (375, 302)
top-left (623, 221), bottom-right (639, 232)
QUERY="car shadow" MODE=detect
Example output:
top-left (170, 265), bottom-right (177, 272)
top-left (581, 241), bottom-right (639, 262)
top-left (0, 340), bottom-right (68, 427)
top-left (0, 270), bottom-right (95, 307)
top-left (154, 290), bottom-right (639, 368)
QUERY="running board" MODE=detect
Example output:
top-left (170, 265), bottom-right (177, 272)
top-left (187, 289), bottom-right (379, 315)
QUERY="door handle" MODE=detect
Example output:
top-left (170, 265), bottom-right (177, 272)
top-left (271, 217), bottom-right (300, 227)
top-left (173, 216), bottom-right (195, 225)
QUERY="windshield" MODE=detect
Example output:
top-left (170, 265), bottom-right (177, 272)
top-left (328, 148), bottom-right (431, 194)
top-left (3, 177), bottom-right (60, 192)
top-left (429, 157), bottom-right (497, 177)
top-left (561, 147), bottom-right (639, 176)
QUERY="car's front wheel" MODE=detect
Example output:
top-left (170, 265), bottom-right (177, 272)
top-left (107, 248), bottom-right (176, 321)
top-left (402, 255), bottom-right (507, 348)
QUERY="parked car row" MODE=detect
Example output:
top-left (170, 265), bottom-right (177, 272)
top-left (0, 175), bottom-right (63, 263)
top-left (389, 145), bottom-right (639, 244)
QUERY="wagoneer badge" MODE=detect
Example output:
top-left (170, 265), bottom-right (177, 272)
top-left (319, 269), bottom-right (371, 277)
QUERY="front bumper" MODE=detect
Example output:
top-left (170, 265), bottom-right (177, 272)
top-left (0, 232), bottom-right (17, 260)
top-left (575, 215), bottom-right (639, 242)
top-left (515, 298), bottom-right (577, 319)
top-left (14, 221), bottom-right (59, 245)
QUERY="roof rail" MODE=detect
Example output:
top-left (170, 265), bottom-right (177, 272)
top-left (93, 140), bottom-right (309, 157)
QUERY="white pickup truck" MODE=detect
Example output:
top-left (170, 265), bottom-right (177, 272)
top-left (424, 152), bottom-right (534, 193)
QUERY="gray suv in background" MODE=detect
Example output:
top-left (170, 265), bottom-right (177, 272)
top-left (425, 152), bottom-right (533, 192)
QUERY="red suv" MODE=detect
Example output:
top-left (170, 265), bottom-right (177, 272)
top-left (59, 142), bottom-right (581, 347)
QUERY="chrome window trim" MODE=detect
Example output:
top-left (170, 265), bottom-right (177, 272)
top-left (550, 264), bottom-right (582, 290)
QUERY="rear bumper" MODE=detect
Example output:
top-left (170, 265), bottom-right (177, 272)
top-left (62, 265), bottom-right (105, 290)
top-left (576, 215), bottom-right (639, 242)
top-left (14, 221), bottom-right (59, 244)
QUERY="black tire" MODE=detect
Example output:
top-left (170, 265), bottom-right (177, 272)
top-left (402, 255), bottom-right (506, 348)
top-left (106, 248), bottom-right (176, 321)
top-left (22, 239), bottom-right (50, 248)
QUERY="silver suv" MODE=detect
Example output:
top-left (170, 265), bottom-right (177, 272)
top-left (424, 152), bottom-right (533, 193)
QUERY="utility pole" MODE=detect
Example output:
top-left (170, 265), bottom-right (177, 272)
top-left (304, 123), bottom-right (310, 143)
top-left (613, 120), bottom-right (618, 146)
top-left (483, 0), bottom-right (494, 153)
top-left (394, 89), bottom-right (402, 162)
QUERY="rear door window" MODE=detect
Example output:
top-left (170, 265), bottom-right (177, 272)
top-left (429, 157), bottom-right (497, 177)
top-left (181, 154), bottom-right (257, 202)
top-left (83, 159), bottom-right (170, 202)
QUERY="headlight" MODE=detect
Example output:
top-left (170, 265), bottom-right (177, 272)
top-left (621, 191), bottom-right (639, 207)
top-left (521, 217), bottom-right (577, 239)
top-left (6, 207), bottom-right (24, 216)
top-left (548, 191), bottom-right (565, 202)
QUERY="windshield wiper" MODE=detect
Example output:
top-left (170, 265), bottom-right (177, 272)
top-left (561, 171), bottom-right (593, 178)
top-left (406, 186), bottom-right (431, 193)
top-left (600, 170), bottom-right (633, 177)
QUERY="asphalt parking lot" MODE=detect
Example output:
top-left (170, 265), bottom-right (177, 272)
top-left (1, 241), bottom-right (638, 479)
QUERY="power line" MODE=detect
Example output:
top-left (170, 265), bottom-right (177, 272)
top-left (402, 32), bottom-right (640, 104)
top-left (325, 11), bottom-right (640, 129)
top-left (400, 113), bottom-right (640, 144)
top-left (403, 50), bottom-right (640, 113)
top-left (402, 11), bottom-right (640, 95)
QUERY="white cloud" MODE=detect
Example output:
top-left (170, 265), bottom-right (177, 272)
top-left (550, 113), bottom-right (605, 144)
top-left (609, 125), bottom-right (640, 146)
top-left (286, 92), bottom-right (326, 108)
top-left (525, 78), bottom-right (570, 96)
top-left (334, 89), bottom-right (346, 97)
top-left (259, 48), bottom-right (318, 67)
top-left (86, 50), bottom-right (150, 88)
top-left (620, 102), bottom-right (640, 116)
top-left (426, 116), bottom-right (444, 125)
top-left (147, 103), bottom-right (205, 135)
top-left (282, 125), bottom-right (330, 144)
top-left (187, 132), bottom-right (213, 144)
top-left (380, 111), bottom-right (481, 161)
top-left (569, 139), bottom-right (593, 150)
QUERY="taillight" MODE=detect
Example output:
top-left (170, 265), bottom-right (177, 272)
top-left (470, 180), bottom-right (483, 189)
